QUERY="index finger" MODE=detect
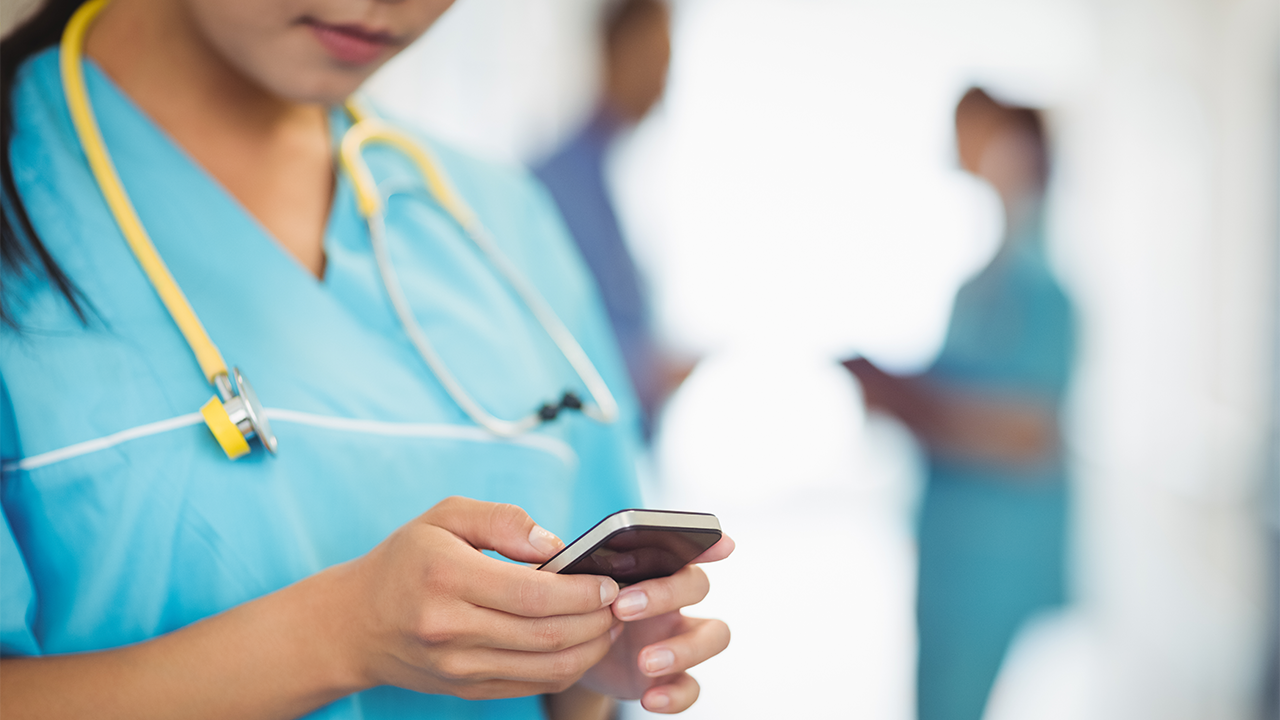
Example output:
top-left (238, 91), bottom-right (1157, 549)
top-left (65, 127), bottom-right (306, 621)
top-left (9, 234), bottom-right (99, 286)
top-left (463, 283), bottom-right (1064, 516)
top-left (460, 550), bottom-right (621, 618)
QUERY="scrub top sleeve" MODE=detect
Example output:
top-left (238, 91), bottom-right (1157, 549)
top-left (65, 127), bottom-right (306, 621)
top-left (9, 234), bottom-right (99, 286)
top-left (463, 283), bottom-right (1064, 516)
top-left (0, 379), bottom-right (40, 657)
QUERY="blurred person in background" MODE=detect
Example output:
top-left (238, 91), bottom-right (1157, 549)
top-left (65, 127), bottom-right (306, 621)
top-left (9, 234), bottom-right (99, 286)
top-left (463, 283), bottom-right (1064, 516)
top-left (534, 0), bottom-right (693, 440)
top-left (844, 88), bottom-right (1077, 720)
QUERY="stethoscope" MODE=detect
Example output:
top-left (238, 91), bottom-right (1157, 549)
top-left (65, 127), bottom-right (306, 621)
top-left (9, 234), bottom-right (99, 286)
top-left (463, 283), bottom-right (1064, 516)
top-left (60, 0), bottom-right (618, 460)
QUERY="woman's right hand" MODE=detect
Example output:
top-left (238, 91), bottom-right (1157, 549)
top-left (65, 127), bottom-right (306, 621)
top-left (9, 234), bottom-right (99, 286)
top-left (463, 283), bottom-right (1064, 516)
top-left (332, 497), bottom-right (623, 700)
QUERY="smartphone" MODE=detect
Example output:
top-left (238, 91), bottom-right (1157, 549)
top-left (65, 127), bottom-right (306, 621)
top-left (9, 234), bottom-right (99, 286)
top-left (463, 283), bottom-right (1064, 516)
top-left (538, 509), bottom-right (722, 585)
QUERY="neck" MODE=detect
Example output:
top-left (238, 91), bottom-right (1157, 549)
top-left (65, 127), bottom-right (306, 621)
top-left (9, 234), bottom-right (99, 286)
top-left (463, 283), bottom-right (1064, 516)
top-left (1000, 191), bottom-right (1028, 229)
top-left (589, 103), bottom-right (628, 139)
top-left (600, 79), bottom-right (646, 128)
top-left (998, 190), bottom-right (1042, 254)
top-left (83, 0), bottom-right (335, 279)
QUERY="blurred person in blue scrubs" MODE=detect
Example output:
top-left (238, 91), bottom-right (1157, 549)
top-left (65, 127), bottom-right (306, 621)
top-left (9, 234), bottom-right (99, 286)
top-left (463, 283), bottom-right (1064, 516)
top-left (533, 0), bottom-right (693, 439)
top-left (844, 88), bottom-right (1076, 720)
top-left (0, 0), bottom-right (734, 718)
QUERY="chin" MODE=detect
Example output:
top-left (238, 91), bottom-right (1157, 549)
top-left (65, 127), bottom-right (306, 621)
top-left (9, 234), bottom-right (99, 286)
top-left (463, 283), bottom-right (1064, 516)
top-left (265, 67), bottom-right (373, 106)
top-left (234, 46), bottom-right (385, 106)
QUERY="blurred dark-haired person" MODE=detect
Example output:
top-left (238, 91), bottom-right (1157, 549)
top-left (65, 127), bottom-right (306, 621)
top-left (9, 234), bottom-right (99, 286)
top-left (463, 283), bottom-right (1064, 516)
top-left (534, 0), bottom-right (692, 439)
top-left (844, 88), bottom-right (1077, 720)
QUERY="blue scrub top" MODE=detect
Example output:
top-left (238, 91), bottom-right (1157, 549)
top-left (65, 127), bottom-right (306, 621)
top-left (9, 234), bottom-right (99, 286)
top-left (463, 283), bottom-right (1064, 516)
top-left (928, 225), bottom-right (1075, 485)
top-left (915, 223), bottom-right (1076, 720)
top-left (1, 49), bottom-right (642, 720)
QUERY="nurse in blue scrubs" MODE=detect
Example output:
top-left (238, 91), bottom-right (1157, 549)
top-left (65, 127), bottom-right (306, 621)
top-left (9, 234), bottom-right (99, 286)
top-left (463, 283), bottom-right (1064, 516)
top-left (845, 88), bottom-right (1076, 720)
top-left (0, 1), bottom-right (732, 718)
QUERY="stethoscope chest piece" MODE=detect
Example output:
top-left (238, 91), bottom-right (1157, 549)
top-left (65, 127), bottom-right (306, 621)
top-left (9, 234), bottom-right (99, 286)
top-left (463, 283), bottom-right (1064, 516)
top-left (200, 368), bottom-right (277, 459)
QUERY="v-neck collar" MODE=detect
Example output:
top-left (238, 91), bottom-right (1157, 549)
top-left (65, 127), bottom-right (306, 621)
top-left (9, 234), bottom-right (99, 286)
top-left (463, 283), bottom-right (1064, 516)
top-left (80, 57), bottom-right (355, 291)
top-left (65, 53), bottom-right (557, 427)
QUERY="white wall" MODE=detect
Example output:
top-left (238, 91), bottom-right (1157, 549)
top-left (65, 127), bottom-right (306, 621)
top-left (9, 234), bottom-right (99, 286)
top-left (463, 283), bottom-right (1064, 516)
top-left (364, 0), bottom-right (603, 166)
top-left (1054, 0), bottom-right (1279, 717)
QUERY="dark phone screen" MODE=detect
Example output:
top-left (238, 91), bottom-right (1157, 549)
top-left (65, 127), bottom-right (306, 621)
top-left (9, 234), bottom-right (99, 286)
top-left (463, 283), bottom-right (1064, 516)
top-left (556, 527), bottom-right (722, 584)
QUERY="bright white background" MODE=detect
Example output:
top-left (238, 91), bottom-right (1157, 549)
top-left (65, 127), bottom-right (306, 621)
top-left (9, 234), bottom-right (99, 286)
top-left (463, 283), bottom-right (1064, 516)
top-left (366, 1), bottom-right (1280, 718)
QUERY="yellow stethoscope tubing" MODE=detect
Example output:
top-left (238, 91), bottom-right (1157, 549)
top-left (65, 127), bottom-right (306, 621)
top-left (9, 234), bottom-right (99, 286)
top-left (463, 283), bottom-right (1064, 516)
top-left (60, 0), bottom-right (228, 387)
top-left (338, 117), bottom-right (620, 436)
top-left (341, 102), bottom-right (473, 225)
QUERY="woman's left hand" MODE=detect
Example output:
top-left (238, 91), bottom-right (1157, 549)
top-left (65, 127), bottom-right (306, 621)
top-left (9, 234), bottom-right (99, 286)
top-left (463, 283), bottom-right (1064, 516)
top-left (576, 537), bottom-right (735, 713)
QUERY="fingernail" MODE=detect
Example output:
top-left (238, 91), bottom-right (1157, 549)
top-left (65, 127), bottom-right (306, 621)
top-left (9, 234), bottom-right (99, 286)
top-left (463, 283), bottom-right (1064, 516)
top-left (528, 525), bottom-right (563, 556)
top-left (646, 692), bottom-right (671, 710)
top-left (610, 623), bottom-right (624, 641)
top-left (614, 590), bottom-right (648, 619)
top-left (643, 648), bottom-right (675, 675)
top-left (600, 578), bottom-right (619, 606)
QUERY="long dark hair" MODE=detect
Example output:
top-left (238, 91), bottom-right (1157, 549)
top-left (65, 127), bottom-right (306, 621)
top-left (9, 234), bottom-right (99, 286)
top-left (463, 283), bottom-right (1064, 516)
top-left (1, 0), bottom-right (91, 329)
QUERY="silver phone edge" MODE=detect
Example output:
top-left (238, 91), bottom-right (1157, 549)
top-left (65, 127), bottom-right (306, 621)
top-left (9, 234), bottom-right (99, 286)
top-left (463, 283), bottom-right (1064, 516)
top-left (537, 510), bottom-right (721, 573)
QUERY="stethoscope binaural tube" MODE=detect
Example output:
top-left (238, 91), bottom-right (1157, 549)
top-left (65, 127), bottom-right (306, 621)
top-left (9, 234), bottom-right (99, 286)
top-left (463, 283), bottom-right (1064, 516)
top-left (339, 109), bottom-right (620, 438)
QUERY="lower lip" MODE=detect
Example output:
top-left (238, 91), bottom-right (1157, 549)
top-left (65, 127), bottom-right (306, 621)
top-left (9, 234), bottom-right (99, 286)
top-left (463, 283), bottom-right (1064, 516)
top-left (311, 25), bottom-right (388, 66)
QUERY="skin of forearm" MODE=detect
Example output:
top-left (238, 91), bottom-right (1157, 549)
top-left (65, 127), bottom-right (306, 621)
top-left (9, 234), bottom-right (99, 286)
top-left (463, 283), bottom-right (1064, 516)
top-left (0, 562), bottom-right (369, 720)
top-left (909, 384), bottom-right (1059, 467)
top-left (846, 361), bottom-right (1058, 468)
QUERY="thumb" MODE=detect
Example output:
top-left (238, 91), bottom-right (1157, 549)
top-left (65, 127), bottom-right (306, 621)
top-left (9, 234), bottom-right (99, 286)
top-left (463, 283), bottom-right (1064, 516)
top-left (423, 496), bottom-right (566, 563)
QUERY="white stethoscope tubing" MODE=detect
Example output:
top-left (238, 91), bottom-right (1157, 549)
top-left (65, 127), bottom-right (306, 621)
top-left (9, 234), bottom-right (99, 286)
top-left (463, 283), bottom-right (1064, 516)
top-left (367, 184), bottom-right (619, 437)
